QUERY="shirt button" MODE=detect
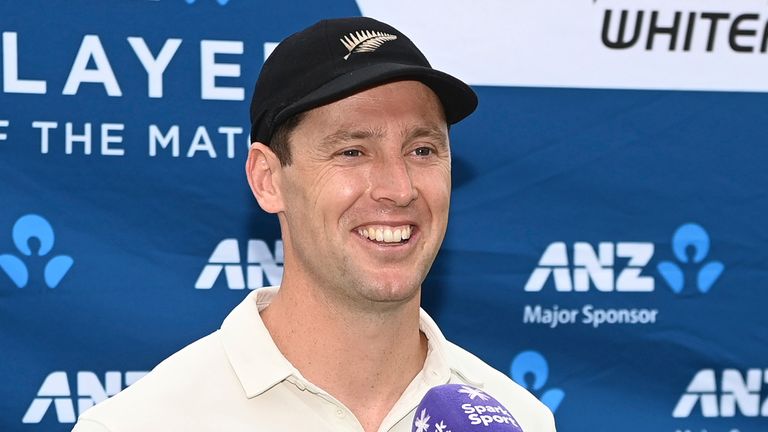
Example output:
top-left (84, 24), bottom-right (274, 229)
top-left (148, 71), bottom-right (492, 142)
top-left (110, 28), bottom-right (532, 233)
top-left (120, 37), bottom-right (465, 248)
top-left (335, 408), bottom-right (345, 418)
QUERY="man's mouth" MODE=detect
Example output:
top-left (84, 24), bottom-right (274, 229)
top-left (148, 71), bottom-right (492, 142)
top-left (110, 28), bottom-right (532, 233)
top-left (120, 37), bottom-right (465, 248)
top-left (356, 225), bottom-right (413, 244)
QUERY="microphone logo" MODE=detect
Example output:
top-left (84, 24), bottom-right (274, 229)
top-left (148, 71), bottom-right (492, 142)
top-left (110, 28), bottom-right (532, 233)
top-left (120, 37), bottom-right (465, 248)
top-left (457, 385), bottom-right (490, 401)
top-left (412, 384), bottom-right (523, 432)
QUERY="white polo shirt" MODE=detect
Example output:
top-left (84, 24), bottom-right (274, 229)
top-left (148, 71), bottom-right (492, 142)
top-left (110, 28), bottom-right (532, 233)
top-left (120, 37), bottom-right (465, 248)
top-left (73, 287), bottom-right (556, 432)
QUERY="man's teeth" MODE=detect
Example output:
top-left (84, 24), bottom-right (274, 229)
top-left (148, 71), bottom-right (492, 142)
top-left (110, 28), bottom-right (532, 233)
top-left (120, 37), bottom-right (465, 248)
top-left (357, 225), bottom-right (412, 243)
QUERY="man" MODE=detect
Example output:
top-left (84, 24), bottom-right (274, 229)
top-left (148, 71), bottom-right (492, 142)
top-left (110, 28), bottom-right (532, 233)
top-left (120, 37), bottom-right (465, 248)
top-left (73, 17), bottom-right (556, 432)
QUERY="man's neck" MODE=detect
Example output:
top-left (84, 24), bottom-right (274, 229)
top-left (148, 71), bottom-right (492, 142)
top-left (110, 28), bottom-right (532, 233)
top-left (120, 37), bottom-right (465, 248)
top-left (260, 282), bottom-right (428, 432)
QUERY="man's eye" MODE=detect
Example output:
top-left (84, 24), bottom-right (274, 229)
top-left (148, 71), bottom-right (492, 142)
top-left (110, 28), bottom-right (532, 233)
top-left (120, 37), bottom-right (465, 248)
top-left (341, 149), bottom-right (362, 157)
top-left (414, 147), bottom-right (433, 156)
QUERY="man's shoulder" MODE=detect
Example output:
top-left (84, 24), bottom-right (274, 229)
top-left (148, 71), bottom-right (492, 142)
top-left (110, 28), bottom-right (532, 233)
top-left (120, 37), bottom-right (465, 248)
top-left (74, 331), bottom-right (240, 431)
top-left (445, 341), bottom-right (557, 432)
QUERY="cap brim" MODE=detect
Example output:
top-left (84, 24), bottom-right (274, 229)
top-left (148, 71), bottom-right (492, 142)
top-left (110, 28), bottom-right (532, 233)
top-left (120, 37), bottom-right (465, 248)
top-left (274, 62), bottom-right (478, 127)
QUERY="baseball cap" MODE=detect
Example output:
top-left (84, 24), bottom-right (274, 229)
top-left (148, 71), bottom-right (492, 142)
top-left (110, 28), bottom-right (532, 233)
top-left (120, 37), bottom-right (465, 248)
top-left (249, 16), bottom-right (478, 143)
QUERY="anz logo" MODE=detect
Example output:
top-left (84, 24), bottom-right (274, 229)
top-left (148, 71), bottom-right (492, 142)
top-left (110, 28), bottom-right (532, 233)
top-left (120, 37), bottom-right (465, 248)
top-left (195, 239), bottom-right (283, 290)
top-left (657, 224), bottom-right (724, 294)
top-left (509, 351), bottom-right (564, 412)
top-left (525, 241), bottom-right (654, 292)
top-left (525, 223), bottom-right (724, 295)
top-left (23, 371), bottom-right (147, 424)
top-left (673, 368), bottom-right (768, 418)
top-left (0, 214), bottom-right (73, 289)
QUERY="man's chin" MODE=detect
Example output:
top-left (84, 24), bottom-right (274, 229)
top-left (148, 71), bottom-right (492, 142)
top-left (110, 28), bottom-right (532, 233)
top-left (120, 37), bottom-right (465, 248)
top-left (350, 277), bottom-right (424, 310)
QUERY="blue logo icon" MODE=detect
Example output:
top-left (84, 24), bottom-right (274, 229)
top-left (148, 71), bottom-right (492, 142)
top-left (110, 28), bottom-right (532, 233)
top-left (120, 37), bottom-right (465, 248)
top-left (510, 350), bottom-right (564, 412)
top-left (657, 223), bottom-right (724, 294)
top-left (185, 0), bottom-right (230, 5)
top-left (0, 214), bottom-right (73, 288)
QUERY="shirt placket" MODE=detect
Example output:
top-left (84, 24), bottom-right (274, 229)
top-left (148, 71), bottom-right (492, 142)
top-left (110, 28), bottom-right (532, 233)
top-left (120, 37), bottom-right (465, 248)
top-left (286, 375), bottom-right (365, 432)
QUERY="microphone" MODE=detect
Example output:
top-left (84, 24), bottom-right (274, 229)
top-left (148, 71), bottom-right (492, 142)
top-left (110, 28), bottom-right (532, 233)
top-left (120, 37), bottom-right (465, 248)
top-left (412, 384), bottom-right (523, 432)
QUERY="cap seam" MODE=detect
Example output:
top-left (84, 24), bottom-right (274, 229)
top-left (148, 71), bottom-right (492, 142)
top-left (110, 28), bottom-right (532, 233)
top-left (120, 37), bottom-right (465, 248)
top-left (321, 19), bottom-right (336, 64)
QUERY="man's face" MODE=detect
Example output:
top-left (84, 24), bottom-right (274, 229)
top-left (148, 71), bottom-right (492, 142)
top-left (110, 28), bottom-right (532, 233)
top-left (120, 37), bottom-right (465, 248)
top-left (276, 80), bottom-right (451, 309)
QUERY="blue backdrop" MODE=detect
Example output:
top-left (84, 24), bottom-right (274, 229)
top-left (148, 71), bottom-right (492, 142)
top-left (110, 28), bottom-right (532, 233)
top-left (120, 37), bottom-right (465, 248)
top-left (2, 1), bottom-right (767, 431)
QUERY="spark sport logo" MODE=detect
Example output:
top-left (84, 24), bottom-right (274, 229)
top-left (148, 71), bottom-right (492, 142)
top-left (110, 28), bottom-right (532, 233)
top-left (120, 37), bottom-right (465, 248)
top-left (599, 2), bottom-right (768, 54)
top-left (521, 223), bottom-right (724, 329)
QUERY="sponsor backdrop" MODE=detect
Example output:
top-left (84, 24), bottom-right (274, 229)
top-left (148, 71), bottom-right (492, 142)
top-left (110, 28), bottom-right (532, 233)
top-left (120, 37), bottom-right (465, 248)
top-left (1, 0), bottom-right (766, 431)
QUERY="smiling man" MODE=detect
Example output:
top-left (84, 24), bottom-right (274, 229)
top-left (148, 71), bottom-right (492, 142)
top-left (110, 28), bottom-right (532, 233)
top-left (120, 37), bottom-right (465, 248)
top-left (72, 17), bottom-right (556, 432)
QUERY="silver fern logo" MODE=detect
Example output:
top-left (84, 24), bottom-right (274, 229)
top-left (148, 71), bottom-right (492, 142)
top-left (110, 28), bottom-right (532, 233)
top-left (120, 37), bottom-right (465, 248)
top-left (340, 30), bottom-right (397, 60)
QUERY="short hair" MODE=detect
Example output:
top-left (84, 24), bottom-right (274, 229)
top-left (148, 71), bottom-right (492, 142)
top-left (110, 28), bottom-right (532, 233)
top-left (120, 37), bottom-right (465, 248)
top-left (268, 112), bottom-right (305, 166)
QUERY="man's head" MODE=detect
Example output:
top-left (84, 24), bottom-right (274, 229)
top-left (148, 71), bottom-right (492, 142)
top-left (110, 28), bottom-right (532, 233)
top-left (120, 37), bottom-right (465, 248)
top-left (249, 16), bottom-right (477, 165)
top-left (246, 17), bottom-right (477, 309)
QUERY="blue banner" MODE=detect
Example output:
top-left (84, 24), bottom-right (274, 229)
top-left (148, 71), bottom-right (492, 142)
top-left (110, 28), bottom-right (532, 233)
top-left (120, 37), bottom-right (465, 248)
top-left (2, 1), bottom-right (767, 431)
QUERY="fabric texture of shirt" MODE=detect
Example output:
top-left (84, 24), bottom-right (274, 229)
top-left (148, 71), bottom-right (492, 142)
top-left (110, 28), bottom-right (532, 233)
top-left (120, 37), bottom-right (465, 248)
top-left (72, 287), bottom-right (556, 432)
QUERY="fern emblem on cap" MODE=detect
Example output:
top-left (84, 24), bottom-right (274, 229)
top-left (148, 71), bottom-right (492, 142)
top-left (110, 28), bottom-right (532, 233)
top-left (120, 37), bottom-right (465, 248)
top-left (340, 30), bottom-right (397, 60)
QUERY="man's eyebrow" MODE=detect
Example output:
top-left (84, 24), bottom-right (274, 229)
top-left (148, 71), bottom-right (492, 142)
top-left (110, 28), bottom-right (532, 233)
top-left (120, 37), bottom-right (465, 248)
top-left (405, 126), bottom-right (449, 150)
top-left (317, 125), bottom-right (449, 152)
top-left (319, 126), bottom-right (385, 151)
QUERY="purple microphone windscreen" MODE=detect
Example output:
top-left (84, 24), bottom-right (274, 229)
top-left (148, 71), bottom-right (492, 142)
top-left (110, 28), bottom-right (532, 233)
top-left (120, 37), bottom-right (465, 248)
top-left (412, 384), bottom-right (524, 432)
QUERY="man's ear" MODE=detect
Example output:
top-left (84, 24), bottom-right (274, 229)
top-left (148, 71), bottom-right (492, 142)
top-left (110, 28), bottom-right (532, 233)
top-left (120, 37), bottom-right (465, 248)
top-left (246, 142), bottom-right (284, 214)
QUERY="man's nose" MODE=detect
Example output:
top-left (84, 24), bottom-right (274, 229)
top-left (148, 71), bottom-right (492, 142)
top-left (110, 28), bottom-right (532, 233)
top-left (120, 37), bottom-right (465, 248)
top-left (370, 156), bottom-right (418, 206)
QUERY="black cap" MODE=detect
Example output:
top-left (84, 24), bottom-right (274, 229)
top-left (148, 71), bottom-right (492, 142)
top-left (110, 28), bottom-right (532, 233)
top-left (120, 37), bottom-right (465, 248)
top-left (250, 17), bottom-right (478, 143)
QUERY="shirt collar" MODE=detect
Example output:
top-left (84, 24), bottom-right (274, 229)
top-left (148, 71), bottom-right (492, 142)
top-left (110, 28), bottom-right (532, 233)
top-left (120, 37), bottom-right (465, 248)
top-left (219, 287), bottom-right (485, 398)
top-left (220, 287), bottom-right (296, 398)
top-left (418, 307), bottom-right (485, 388)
